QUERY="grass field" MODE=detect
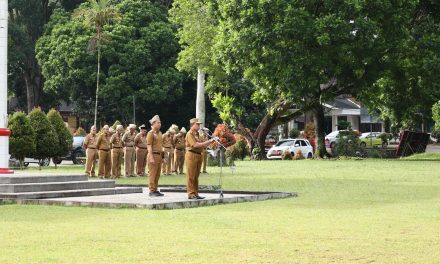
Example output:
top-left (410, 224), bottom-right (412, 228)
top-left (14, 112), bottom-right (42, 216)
top-left (1, 159), bottom-right (440, 263)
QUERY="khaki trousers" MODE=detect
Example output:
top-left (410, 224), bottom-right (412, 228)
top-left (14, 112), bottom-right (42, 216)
top-left (162, 148), bottom-right (173, 174)
top-left (85, 148), bottom-right (97, 176)
top-left (174, 149), bottom-right (185, 174)
top-left (148, 153), bottom-right (162, 192)
top-left (111, 148), bottom-right (123, 178)
top-left (136, 148), bottom-right (148, 176)
top-left (201, 149), bottom-right (208, 172)
top-left (124, 146), bottom-right (135, 176)
top-left (185, 151), bottom-right (202, 197)
top-left (98, 150), bottom-right (111, 178)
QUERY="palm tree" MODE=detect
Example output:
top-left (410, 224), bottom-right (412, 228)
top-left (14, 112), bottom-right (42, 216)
top-left (73, 0), bottom-right (121, 127)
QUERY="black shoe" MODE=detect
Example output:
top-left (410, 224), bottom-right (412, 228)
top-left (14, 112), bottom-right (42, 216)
top-left (149, 192), bottom-right (163, 197)
top-left (202, 171), bottom-right (208, 174)
top-left (188, 196), bottom-right (198, 200)
top-left (196, 195), bottom-right (205, 200)
top-left (156, 191), bottom-right (164, 196)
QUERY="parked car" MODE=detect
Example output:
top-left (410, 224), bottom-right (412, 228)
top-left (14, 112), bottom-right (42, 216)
top-left (53, 136), bottom-right (86, 165)
top-left (266, 138), bottom-right (314, 159)
top-left (359, 132), bottom-right (387, 147)
top-left (8, 156), bottom-right (50, 167)
top-left (325, 131), bottom-right (341, 149)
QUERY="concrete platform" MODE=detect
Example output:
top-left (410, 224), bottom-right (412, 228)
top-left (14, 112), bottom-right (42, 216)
top-left (3, 187), bottom-right (297, 210)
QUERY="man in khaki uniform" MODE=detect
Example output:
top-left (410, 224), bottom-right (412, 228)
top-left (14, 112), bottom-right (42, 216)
top-left (147, 115), bottom-right (165, 197)
top-left (83, 126), bottom-right (98, 177)
top-left (185, 118), bottom-right (215, 199)
top-left (199, 131), bottom-right (209, 174)
top-left (122, 124), bottom-right (136, 177)
top-left (110, 125), bottom-right (124, 179)
top-left (174, 127), bottom-right (186, 174)
top-left (162, 125), bottom-right (177, 175)
top-left (96, 125), bottom-right (112, 178)
top-left (135, 124), bottom-right (148, 177)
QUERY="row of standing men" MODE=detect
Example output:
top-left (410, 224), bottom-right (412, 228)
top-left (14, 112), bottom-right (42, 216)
top-left (82, 115), bottom-right (213, 199)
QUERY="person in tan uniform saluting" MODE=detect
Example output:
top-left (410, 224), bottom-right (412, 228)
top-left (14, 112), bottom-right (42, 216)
top-left (135, 124), bottom-right (148, 177)
top-left (162, 125), bottom-right (177, 175)
top-left (173, 127), bottom-right (186, 175)
top-left (147, 115), bottom-right (165, 197)
top-left (110, 125), bottom-right (124, 179)
top-left (199, 131), bottom-right (209, 174)
top-left (83, 126), bottom-right (98, 177)
top-left (185, 118), bottom-right (216, 200)
top-left (96, 125), bottom-right (112, 178)
top-left (122, 124), bottom-right (136, 177)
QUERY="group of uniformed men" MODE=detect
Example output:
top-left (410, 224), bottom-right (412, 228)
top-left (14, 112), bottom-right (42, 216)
top-left (82, 115), bottom-right (214, 199)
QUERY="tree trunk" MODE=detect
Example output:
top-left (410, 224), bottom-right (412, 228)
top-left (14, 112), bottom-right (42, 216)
top-left (94, 44), bottom-right (100, 127)
top-left (314, 103), bottom-right (330, 158)
top-left (196, 68), bottom-right (206, 125)
top-left (23, 62), bottom-right (43, 113)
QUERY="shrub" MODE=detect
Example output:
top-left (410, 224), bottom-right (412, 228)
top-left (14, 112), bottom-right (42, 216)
top-left (280, 149), bottom-right (292, 160)
top-left (304, 122), bottom-right (316, 151)
top-left (293, 149), bottom-right (305, 160)
top-left (47, 109), bottom-right (73, 167)
top-left (334, 130), bottom-right (361, 157)
top-left (252, 147), bottom-right (263, 160)
top-left (28, 107), bottom-right (58, 168)
top-left (8, 112), bottom-right (36, 168)
top-left (289, 128), bottom-right (300, 139)
top-left (337, 120), bottom-right (351, 130)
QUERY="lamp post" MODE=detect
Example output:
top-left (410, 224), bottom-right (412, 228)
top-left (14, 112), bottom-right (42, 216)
top-left (0, 0), bottom-right (12, 174)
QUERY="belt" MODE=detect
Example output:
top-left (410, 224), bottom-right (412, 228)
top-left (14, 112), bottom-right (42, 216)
top-left (176, 148), bottom-right (185, 151)
top-left (99, 149), bottom-right (110, 152)
top-left (153, 152), bottom-right (162, 156)
top-left (113, 147), bottom-right (122, 149)
top-left (87, 147), bottom-right (96, 150)
top-left (137, 147), bottom-right (148, 149)
top-left (163, 147), bottom-right (171, 149)
top-left (188, 150), bottom-right (201, 155)
top-left (125, 145), bottom-right (134, 148)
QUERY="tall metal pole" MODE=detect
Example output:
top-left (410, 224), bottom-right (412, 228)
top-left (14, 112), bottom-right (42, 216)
top-left (0, 0), bottom-right (13, 174)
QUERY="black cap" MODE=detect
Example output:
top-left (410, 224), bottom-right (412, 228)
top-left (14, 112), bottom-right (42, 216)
top-left (139, 124), bottom-right (146, 130)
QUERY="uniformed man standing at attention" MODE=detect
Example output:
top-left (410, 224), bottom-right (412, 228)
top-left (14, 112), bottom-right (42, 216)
top-left (83, 126), bottom-right (98, 177)
top-left (122, 124), bottom-right (136, 177)
top-left (96, 125), bottom-right (112, 178)
top-left (110, 125), bottom-right (124, 179)
top-left (185, 118), bottom-right (216, 200)
top-left (135, 124), bottom-right (148, 177)
top-left (147, 115), bottom-right (165, 197)
top-left (199, 130), bottom-right (209, 174)
top-left (173, 127), bottom-right (186, 174)
top-left (162, 125), bottom-right (177, 175)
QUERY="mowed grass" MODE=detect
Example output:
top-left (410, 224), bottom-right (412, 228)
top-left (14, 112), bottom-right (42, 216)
top-left (1, 159), bottom-right (440, 263)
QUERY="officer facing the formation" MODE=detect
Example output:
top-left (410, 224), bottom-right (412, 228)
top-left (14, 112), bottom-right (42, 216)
top-left (96, 125), bottom-right (112, 178)
top-left (83, 126), bottom-right (98, 177)
top-left (185, 118), bottom-right (216, 200)
top-left (147, 115), bottom-right (165, 197)
top-left (135, 124), bottom-right (148, 177)
top-left (122, 124), bottom-right (136, 177)
top-left (162, 125), bottom-right (177, 175)
top-left (173, 127), bottom-right (186, 175)
top-left (110, 125), bottom-right (124, 179)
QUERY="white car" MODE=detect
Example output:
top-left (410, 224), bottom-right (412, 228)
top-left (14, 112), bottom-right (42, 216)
top-left (266, 139), bottom-right (314, 159)
top-left (325, 130), bottom-right (340, 149)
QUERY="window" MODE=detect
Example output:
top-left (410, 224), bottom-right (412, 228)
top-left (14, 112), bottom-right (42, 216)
top-left (276, 140), bottom-right (294, 147)
top-left (300, 140), bottom-right (308, 146)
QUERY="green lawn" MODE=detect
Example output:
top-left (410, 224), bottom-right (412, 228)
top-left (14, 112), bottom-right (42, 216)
top-left (1, 159), bottom-right (440, 263)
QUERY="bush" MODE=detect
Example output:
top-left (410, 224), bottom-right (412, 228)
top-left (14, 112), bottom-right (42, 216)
top-left (281, 149), bottom-right (293, 160)
top-left (289, 128), bottom-right (300, 139)
top-left (252, 147), bottom-right (263, 160)
top-left (8, 112), bottom-right (36, 168)
top-left (47, 109), bottom-right (73, 167)
top-left (337, 120), bottom-right (351, 130)
top-left (225, 139), bottom-right (249, 165)
top-left (293, 149), bottom-right (305, 160)
top-left (334, 130), bottom-right (361, 157)
top-left (304, 122), bottom-right (316, 151)
top-left (28, 107), bottom-right (58, 167)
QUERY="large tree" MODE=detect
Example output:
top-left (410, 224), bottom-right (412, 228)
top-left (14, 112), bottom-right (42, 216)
top-left (36, 0), bottom-right (183, 126)
top-left (209, 0), bottom-right (416, 157)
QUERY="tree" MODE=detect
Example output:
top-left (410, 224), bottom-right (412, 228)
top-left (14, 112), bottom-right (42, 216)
top-left (433, 101), bottom-right (440, 133)
top-left (47, 109), bottom-right (73, 168)
top-left (73, 0), bottom-right (121, 127)
top-left (8, 112), bottom-right (36, 168)
top-left (28, 107), bottom-right (58, 169)
top-left (209, 0), bottom-right (416, 157)
top-left (36, 0), bottom-right (183, 126)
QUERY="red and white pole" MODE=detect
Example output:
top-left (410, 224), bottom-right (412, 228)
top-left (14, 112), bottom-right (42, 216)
top-left (0, 0), bottom-right (12, 174)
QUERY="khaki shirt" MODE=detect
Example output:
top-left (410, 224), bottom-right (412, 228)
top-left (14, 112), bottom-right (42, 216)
top-left (162, 132), bottom-right (173, 149)
top-left (186, 129), bottom-right (203, 153)
top-left (83, 133), bottom-right (97, 149)
top-left (110, 132), bottom-right (123, 149)
top-left (147, 129), bottom-right (163, 153)
top-left (122, 131), bottom-right (136, 147)
top-left (96, 133), bottom-right (111, 151)
top-left (174, 134), bottom-right (185, 150)
top-left (135, 132), bottom-right (148, 149)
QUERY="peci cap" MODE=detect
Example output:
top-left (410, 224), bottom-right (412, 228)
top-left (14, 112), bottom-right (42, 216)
top-left (128, 124), bottom-right (136, 129)
top-left (189, 118), bottom-right (202, 125)
top-left (116, 125), bottom-right (124, 131)
top-left (149, 115), bottom-right (161, 125)
top-left (139, 124), bottom-right (147, 130)
top-left (180, 127), bottom-right (187, 133)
